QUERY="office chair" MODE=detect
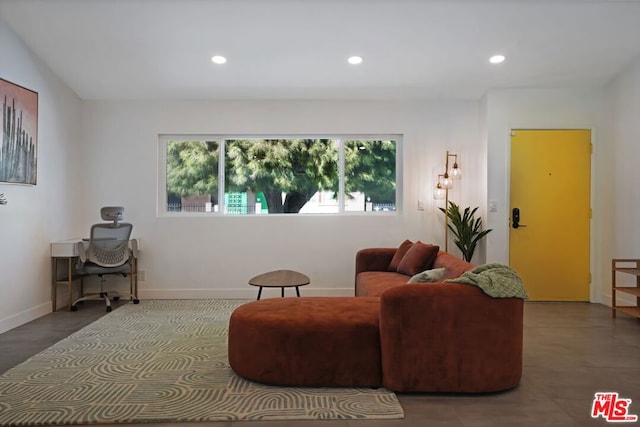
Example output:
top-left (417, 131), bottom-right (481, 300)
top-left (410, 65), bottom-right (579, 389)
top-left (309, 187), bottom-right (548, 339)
top-left (71, 206), bottom-right (140, 312)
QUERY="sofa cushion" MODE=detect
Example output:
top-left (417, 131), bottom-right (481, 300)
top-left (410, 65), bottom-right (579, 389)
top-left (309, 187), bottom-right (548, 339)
top-left (229, 297), bottom-right (382, 387)
top-left (407, 267), bottom-right (446, 284)
top-left (387, 239), bottom-right (413, 271)
top-left (397, 242), bottom-right (439, 276)
top-left (356, 271), bottom-right (409, 297)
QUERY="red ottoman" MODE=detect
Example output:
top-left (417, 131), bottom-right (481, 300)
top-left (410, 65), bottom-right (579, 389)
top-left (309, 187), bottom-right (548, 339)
top-left (228, 297), bottom-right (382, 387)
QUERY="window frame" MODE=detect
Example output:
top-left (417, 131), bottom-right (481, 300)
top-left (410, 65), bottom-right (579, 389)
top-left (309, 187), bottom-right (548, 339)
top-left (158, 134), bottom-right (402, 217)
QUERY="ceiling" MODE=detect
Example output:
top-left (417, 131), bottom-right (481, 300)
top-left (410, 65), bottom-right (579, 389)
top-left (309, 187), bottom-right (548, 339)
top-left (2, 0), bottom-right (640, 101)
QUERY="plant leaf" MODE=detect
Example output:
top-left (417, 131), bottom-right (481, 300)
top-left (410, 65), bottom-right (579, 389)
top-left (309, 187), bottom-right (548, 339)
top-left (439, 200), bottom-right (492, 261)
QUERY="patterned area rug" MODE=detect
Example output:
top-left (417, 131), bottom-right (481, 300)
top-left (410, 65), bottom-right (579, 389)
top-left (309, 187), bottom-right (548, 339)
top-left (0, 299), bottom-right (403, 425)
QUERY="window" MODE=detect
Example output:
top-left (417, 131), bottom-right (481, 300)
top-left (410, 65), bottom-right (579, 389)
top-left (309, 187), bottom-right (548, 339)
top-left (166, 140), bottom-right (219, 212)
top-left (344, 140), bottom-right (396, 212)
top-left (159, 135), bottom-right (400, 215)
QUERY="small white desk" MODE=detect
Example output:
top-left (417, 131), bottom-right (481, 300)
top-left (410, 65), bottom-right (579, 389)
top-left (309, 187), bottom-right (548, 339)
top-left (51, 238), bottom-right (84, 257)
top-left (50, 239), bottom-right (139, 311)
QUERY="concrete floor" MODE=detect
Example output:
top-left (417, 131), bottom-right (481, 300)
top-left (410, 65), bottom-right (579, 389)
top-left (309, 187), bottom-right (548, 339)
top-left (1, 300), bottom-right (638, 426)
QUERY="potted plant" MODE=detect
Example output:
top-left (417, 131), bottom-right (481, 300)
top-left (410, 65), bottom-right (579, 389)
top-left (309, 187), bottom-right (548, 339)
top-left (439, 201), bottom-right (492, 262)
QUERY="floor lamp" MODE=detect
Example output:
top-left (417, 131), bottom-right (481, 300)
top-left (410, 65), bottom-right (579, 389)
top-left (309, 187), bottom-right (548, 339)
top-left (433, 151), bottom-right (461, 252)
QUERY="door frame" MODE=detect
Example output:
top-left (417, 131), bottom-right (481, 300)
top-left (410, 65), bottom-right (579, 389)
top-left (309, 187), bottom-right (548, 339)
top-left (506, 128), bottom-right (595, 302)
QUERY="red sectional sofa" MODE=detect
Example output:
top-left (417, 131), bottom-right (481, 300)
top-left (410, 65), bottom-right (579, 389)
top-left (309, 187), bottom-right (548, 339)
top-left (355, 247), bottom-right (475, 297)
top-left (228, 245), bottom-right (524, 393)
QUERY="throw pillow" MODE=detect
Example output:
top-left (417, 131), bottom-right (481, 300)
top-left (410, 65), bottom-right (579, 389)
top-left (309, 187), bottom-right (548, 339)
top-left (387, 239), bottom-right (413, 271)
top-left (396, 242), bottom-right (440, 276)
top-left (407, 267), bottom-right (446, 284)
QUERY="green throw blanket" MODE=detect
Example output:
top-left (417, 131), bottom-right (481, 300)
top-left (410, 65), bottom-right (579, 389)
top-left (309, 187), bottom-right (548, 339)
top-left (444, 263), bottom-right (529, 299)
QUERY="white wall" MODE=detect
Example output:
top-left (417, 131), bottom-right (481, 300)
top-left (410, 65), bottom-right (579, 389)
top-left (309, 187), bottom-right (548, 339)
top-left (604, 57), bottom-right (640, 302)
top-left (483, 88), bottom-right (611, 303)
top-left (4, 13), bottom-right (633, 332)
top-left (79, 100), bottom-right (483, 299)
top-left (0, 18), bottom-right (82, 333)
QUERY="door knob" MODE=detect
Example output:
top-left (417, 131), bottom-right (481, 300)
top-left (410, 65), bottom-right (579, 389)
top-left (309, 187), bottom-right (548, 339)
top-left (512, 208), bottom-right (527, 228)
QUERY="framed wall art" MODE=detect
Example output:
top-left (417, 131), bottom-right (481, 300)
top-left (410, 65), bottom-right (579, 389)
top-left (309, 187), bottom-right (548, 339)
top-left (1, 77), bottom-right (38, 185)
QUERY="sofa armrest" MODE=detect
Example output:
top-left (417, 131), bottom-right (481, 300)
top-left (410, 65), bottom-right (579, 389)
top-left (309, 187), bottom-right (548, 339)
top-left (355, 248), bottom-right (396, 277)
top-left (379, 283), bottom-right (523, 393)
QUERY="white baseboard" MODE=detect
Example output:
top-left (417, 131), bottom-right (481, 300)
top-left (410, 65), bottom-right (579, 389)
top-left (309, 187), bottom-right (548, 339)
top-left (138, 287), bottom-right (355, 300)
top-left (599, 291), bottom-right (637, 308)
top-left (0, 302), bottom-right (51, 335)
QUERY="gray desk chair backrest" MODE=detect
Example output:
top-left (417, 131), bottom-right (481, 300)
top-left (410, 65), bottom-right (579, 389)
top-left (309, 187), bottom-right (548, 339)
top-left (80, 207), bottom-right (132, 273)
top-left (85, 222), bottom-right (133, 268)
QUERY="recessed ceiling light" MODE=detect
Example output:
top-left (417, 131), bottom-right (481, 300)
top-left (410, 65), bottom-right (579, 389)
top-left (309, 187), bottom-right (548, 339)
top-left (348, 56), bottom-right (363, 65)
top-left (489, 54), bottom-right (506, 64)
top-left (211, 55), bottom-right (227, 64)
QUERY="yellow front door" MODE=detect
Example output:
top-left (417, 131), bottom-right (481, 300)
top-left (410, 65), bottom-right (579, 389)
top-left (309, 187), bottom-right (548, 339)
top-left (509, 129), bottom-right (591, 301)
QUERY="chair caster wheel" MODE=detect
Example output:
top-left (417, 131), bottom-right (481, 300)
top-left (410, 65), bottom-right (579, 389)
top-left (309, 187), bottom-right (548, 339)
top-left (133, 299), bottom-right (140, 304)
top-left (70, 305), bottom-right (78, 312)
top-left (113, 296), bottom-right (120, 301)
top-left (106, 306), bottom-right (112, 313)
